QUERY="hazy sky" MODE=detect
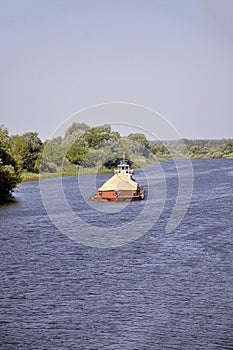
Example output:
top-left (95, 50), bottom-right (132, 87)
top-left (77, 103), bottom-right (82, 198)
top-left (1, 0), bottom-right (233, 140)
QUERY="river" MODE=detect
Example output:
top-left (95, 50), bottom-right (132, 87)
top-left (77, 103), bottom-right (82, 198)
top-left (0, 158), bottom-right (233, 349)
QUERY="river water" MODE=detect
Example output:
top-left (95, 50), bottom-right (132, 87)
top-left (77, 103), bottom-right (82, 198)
top-left (0, 158), bottom-right (233, 349)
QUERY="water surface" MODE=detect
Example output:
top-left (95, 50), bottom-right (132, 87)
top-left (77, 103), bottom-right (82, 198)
top-left (0, 159), bottom-right (233, 349)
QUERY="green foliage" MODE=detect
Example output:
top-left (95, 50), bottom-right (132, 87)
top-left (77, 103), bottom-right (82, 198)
top-left (64, 122), bottom-right (90, 147)
top-left (65, 124), bottom-right (123, 168)
top-left (11, 132), bottom-right (43, 173)
top-left (83, 125), bottom-right (112, 148)
top-left (39, 139), bottom-right (67, 172)
top-left (148, 138), bottom-right (233, 160)
top-left (64, 122), bottom-right (90, 139)
top-left (127, 133), bottom-right (150, 148)
top-left (0, 126), bottom-right (22, 200)
top-left (66, 144), bottom-right (87, 166)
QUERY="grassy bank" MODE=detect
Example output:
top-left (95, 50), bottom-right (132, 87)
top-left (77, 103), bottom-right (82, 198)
top-left (22, 167), bottom-right (113, 182)
top-left (22, 172), bottom-right (63, 182)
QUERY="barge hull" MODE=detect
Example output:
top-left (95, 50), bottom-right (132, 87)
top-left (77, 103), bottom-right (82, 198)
top-left (92, 189), bottom-right (144, 201)
top-left (92, 195), bottom-right (144, 202)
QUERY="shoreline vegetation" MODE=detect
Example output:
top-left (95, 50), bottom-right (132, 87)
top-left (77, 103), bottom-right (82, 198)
top-left (22, 154), bottom-right (233, 183)
top-left (1, 122), bottom-right (233, 200)
top-left (21, 167), bottom-right (114, 182)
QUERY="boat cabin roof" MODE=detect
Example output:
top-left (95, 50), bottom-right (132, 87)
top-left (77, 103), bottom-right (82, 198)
top-left (118, 162), bottom-right (129, 168)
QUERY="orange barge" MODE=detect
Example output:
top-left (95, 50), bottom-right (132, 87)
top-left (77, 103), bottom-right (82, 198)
top-left (92, 161), bottom-right (144, 202)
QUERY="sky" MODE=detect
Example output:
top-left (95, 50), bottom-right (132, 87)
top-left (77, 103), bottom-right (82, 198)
top-left (1, 0), bottom-right (233, 140)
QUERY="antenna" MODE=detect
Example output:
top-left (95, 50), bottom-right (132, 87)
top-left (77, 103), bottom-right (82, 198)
top-left (123, 152), bottom-right (125, 163)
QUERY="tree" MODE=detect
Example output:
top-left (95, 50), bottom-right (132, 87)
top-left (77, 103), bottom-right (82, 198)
top-left (11, 132), bottom-right (43, 173)
top-left (11, 134), bottom-right (30, 168)
top-left (127, 133), bottom-right (150, 148)
top-left (64, 122), bottom-right (90, 139)
top-left (39, 139), bottom-right (67, 173)
top-left (84, 125), bottom-right (112, 148)
top-left (0, 126), bottom-right (22, 200)
top-left (66, 144), bottom-right (87, 166)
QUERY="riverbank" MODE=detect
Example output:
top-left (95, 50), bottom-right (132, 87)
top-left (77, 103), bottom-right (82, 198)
top-left (22, 153), bottom-right (233, 182)
top-left (22, 167), bottom-right (113, 182)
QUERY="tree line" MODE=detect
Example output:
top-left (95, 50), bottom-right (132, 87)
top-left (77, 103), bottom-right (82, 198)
top-left (0, 122), bottom-right (232, 201)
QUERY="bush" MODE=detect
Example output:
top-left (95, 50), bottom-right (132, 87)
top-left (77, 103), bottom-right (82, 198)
top-left (0, 126), bottom-right (22, 200)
